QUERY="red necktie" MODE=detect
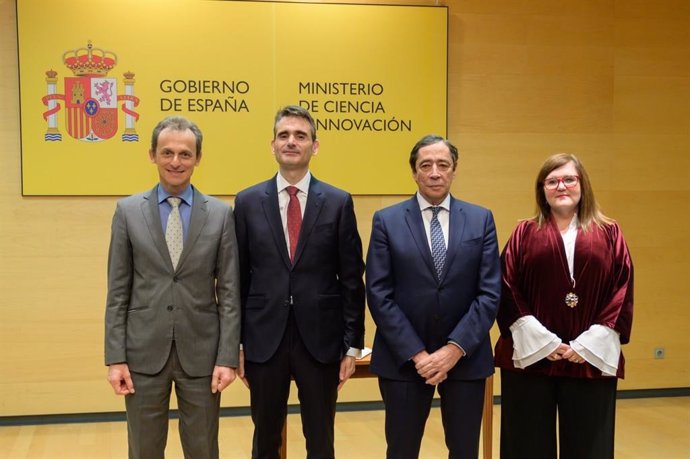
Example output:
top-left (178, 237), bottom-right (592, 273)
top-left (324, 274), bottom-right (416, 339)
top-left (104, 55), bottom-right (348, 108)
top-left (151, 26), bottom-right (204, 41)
top-left (286, 186), bottom-right (302, 262)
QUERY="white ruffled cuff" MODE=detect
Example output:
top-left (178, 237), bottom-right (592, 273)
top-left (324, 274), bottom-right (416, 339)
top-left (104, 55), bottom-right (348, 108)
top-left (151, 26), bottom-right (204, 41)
top-left (510, 315), bottom-right (562, 369)
top-left (570, 324), bottom-right (620, 377)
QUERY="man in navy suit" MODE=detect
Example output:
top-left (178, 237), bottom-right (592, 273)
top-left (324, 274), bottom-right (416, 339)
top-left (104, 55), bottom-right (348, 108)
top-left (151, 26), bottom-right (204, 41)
top-left (234, 105), bottom-right (365, 459)
top-left (366, 135), bottom-right (501, 459)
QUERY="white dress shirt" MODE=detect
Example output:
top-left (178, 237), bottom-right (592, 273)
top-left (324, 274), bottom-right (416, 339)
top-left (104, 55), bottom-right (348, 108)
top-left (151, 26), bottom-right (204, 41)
top-left (416, 193), bottom-right (450, 250)
top-left (276, 172), bottom-right (310, 251)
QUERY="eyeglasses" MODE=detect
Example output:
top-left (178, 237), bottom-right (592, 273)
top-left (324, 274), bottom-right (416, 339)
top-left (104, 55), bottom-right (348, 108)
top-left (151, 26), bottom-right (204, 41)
top-left (543, 175), bottom-right (579, 190)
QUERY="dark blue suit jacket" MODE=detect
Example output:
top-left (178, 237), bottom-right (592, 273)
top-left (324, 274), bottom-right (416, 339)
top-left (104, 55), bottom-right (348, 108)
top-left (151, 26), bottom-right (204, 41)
top-left (366, 195), bottom-right (501, 381)
top-left (234, 175), bottom-right (365, 364)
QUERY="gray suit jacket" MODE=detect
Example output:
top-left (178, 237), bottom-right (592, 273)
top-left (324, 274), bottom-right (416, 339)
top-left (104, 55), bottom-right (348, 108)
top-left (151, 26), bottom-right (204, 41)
top-left (104, 185), bottom-right (241, 376)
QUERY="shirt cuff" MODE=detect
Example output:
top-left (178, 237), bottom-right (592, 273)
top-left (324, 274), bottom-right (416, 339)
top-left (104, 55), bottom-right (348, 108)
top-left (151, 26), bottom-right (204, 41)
top-left (509, 315), bottom-right (562, 369)
top-left (447, 340), bottom-right (466, 356)
top-left (346, 347), bottom-right (361, 358)
top-left (570, 324), bottom-right (620, 376)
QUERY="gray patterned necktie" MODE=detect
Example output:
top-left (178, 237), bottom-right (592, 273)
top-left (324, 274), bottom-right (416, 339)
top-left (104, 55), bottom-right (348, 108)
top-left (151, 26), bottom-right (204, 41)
top-left (166, 197), bottom-right (183, 269)
top-left (430, 206), bottom-right (446, 279)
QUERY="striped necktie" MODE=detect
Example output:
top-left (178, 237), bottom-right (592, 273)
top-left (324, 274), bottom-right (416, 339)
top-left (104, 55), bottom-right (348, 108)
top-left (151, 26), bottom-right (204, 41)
top-left (430, 206), bottom-right (446, 279)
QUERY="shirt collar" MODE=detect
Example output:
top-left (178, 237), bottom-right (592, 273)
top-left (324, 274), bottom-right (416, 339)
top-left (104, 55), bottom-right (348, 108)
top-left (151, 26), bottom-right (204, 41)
top-left (416, 192), bottom-right (451, 212)
top-left (157, 183), bottom-right (193, 206)
top-left (277, 171), bottom-right (311, 195)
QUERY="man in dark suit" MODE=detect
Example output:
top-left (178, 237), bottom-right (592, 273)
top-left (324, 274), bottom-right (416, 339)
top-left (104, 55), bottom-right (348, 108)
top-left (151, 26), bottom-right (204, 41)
top-left (234, 105), bottom-right (365, 459)
top-left (366, 135), bottom-right (501, 459)
top-left (104, 116), bottom-right (241, 459)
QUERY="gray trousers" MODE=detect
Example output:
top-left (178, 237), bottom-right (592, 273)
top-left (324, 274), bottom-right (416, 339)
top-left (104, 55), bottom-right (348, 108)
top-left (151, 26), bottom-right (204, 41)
top-left (125, 343), bottom-right (220, 459)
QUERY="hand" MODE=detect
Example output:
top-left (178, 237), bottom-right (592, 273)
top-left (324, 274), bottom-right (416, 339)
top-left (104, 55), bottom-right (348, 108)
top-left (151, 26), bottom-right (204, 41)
top-left (561, 347), bottom-right (586, 364)
top-left (546, 343), bottom-right (570, 361)
top-left (108, 363), bottom-right (135, 395)
top-left (414, 345), bottom-right (463, 385)
top-left (211, 365), bottom-right (236, 393)
top-left (338, 355), bottom-right (356, 391)
top-left (411, 350), bottom-right (432, 381)
top-left (238, 349), bottom-right (249, 388)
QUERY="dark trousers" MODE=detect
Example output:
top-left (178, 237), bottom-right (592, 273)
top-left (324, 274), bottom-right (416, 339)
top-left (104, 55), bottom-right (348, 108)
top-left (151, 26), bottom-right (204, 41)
top-left (500, 369), bottom-right (618, 459)
top-left (125, 342), bottom-right (220, 459)
top-left (245, 311), bottom-right (340, 459)
top-left (378, 377), bottom-right (486, 459)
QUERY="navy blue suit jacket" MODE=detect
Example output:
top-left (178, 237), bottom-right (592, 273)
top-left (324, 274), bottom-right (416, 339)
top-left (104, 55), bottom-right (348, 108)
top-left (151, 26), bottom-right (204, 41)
top-left (234, 175), bottom-right (365, 364)
top-left (366, 195), bottom-right (501, 381)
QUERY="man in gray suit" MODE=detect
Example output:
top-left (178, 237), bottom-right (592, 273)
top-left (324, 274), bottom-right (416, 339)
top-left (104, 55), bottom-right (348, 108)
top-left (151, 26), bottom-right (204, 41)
top-left (104, 116), bottom-right (241, 459)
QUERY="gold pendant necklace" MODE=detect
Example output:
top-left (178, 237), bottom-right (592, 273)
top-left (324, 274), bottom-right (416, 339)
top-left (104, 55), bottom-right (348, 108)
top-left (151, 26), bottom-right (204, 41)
top-left (565, 278), bottom-right (579, 308)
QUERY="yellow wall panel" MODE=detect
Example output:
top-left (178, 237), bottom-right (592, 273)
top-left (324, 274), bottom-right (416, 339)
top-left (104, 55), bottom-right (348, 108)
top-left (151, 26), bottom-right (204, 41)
top-left (16, 0), bottom-right (446, 196)
top-left (2, 0), bottom-right (690, 417)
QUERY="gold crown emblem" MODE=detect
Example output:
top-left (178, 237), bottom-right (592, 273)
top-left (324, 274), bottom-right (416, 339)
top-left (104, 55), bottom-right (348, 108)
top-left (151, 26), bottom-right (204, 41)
top-left (62, 41), bottom-right (117, 76)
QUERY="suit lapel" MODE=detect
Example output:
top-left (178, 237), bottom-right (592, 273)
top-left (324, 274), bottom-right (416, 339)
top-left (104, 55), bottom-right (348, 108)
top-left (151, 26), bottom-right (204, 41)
top-left (403, 196), bottom-right (436, 279)
top-left (176, 187), bottom-right (208, 270)
top-left (444, 197), bottom-right (466, 279)
top-left (141, 185), bottom-right (172, 269)
top-left (293, 176), bottom-right (325, 266)
top-left (262, 177), bottom-right (292, 269)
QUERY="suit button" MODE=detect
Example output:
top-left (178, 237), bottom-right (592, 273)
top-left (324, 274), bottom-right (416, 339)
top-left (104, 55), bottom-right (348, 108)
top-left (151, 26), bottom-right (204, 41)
top-left (173, 276), bottom-right (179, 282)
top-left (167, 305), bottom-right (174, 311)
top-left (432, 314), bottom-right (440, 321)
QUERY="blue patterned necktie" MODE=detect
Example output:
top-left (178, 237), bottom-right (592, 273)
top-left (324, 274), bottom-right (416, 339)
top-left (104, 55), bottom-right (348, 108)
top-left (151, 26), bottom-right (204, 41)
top-left (430, 206), bottom-right (446, 280)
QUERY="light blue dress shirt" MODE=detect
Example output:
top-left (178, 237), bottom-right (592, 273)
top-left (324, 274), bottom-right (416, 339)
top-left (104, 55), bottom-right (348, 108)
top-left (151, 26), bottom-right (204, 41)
top-left (156, 184), bottom-right (194, 240)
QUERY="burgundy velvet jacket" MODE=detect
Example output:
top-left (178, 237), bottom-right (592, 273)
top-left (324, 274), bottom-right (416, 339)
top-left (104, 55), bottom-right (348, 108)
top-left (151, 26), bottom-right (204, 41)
top-left (495, 218), bottom-right (634, 379)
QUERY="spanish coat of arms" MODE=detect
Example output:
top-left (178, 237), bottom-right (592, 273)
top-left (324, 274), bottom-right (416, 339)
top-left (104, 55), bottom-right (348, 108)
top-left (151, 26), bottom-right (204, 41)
top-left (42, 41), bottom-right (140, 142)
